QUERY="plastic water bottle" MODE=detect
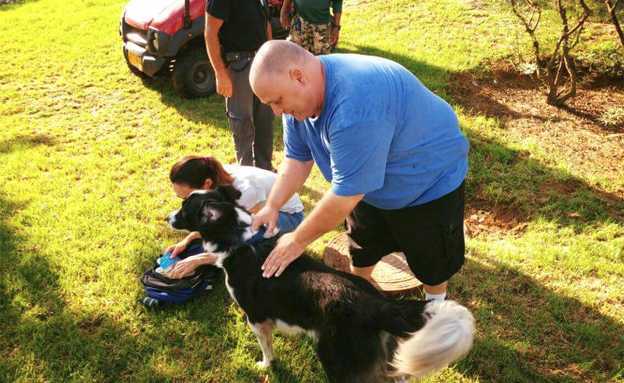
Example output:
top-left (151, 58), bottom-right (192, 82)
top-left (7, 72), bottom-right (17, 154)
top-left (156, 252), bottom-right (181, 273)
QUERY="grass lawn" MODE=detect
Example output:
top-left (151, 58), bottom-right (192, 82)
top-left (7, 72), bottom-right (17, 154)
top-left (1, 0), bottom-right (623, 382)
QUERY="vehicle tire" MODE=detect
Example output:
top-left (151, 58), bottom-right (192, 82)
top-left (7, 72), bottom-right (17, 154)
top-left (172, 46), bottom-right (216, 98)
top-left (124, 49), bottom-right (149, 79)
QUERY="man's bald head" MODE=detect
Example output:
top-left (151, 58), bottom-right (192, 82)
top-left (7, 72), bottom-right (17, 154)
top-left (250, 40), bottom-right (326, 121)
top-left (250, 40), bottom-right (314, 93)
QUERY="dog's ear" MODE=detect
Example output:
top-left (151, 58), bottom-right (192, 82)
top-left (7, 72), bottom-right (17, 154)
top-left (216, 184), bottom-right (242, 204)
top-left (197, 200), bottom-right (214, 224)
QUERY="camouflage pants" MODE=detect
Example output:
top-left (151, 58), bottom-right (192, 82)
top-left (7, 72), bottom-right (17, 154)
top-left (287, 14), bottom-right (331, 56)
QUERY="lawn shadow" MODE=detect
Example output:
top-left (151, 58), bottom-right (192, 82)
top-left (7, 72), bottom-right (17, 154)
top-left (0, 133), bottom-right (57, 154)
top-left (0, 0), bottom-right (36, 11)
top-left (0, 194), bottom-right (158, 382)
top-left (450, 256), bottom-right (624, 382)
top-left (464, 125), bottom-right (624, 234)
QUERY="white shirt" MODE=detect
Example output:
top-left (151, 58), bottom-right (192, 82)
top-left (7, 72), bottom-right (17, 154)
top-left (224, 165), bottom-right (304, 214)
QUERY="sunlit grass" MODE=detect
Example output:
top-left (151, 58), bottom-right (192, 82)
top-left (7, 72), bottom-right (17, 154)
top-left (1, 0), bottom-right (623, 382)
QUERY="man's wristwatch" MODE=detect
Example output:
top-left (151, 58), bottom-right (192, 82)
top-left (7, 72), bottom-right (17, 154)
top-left (333, 24), bottom-right (341, 30)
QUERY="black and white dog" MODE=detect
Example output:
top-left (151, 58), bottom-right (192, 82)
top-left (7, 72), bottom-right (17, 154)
top-left (166, 185), bottom-right (475, 383)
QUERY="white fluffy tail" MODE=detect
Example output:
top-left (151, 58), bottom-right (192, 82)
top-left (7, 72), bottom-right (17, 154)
top-left (392, 300), bottom-right (475, 378)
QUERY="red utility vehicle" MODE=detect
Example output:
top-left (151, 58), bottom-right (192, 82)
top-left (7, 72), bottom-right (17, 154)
top-left (120, 0), bottom-right (288, 97)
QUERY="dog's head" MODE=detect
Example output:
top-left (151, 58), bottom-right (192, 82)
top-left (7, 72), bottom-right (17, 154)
top-left (166, 185), bottom-right (253, 251)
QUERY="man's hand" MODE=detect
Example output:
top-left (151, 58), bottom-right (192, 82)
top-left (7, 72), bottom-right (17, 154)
top-left (280, 10), bottom-right (291, 30)
top-left (251, 204), bottom-right (280, 235)
top-left (330, 27), bottom-right (340, 46)
top-left (261, 232), bottom-right (306, 278)
top-left (216, 69), bottom-right (233, 98)
top-left (259, 191), bottom-right (364, 278)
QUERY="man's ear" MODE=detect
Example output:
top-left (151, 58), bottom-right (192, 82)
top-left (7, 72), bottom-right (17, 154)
top-left (216, 185), bottom-right (242, 203)
top-left (291, 68), bottom-right (306, 86)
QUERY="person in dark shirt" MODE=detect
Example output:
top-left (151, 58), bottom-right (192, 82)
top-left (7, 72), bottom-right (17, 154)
top-left (205, 0), bottom-right (275, 171)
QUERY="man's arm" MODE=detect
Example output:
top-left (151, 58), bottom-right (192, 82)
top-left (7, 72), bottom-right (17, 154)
top-left (261, 191), bottom-right (364, 278)
top-left (251, 157), bottom-right (314, 234)
top-left (267, 14), bottom-right (272, 40)
top-left (330, 12), bottom-right (342, 46)
top-left (280, 0), bottom-right (294, 29)
top-left (205, 13), bottom-right (233, 97)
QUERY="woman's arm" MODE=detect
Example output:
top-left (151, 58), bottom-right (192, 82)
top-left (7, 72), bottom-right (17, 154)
top-left (167, 253), bottom-right (218, 279)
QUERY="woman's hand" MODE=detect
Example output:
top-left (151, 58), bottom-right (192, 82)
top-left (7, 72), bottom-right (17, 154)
top-left (165, 240), bottom-right (188, 258)
top-left (165, 232), bottom-right (201, 258)
top-left (167, 253), bottom-right (217, 279)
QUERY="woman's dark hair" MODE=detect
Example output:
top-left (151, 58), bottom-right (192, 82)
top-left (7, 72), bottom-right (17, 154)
top-left (169, 155), bottom-right (234, 189)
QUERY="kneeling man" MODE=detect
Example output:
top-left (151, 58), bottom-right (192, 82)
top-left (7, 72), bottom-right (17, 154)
top-left (249, 40), bottom-right (469, 302)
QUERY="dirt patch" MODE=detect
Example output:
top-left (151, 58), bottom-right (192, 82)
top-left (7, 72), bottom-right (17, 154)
top-left (449, 62), bottom-right (624, 237)
top-left (465, 206), bottom-right (528, 239)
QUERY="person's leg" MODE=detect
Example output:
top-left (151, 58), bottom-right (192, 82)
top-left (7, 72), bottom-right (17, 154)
top-left (311, 22), bottom-right (332, 55)
top-left (287, 14), bottom-right (308, 51)
top-left (276, 211), bottom-right (304, 233)
top-left (423, 281), bottom-right (448, 302)
top-left (226, 58), bottom-right (255, 166)
top-left (252, 94), bottom-right (274, 170)
top-left (386, 182), bottom-right (466, 300)
top-left (346, 201), bottom-right (397, 285)
top-left (299, 16), bottom-right (315, 54)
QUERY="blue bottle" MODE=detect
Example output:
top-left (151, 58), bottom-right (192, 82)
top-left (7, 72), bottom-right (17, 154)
top-left (157, 252), bottom-right (181, 271)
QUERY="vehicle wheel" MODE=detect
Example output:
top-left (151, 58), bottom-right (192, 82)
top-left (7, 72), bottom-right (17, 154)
top-left (172, 46), bottom-right (216, 98)
top-left (124, 49), bottom-right (148, 79)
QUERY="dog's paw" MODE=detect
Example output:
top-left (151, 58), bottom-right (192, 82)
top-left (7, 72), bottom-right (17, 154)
top-left (256, 360), bottom-right (272, 369)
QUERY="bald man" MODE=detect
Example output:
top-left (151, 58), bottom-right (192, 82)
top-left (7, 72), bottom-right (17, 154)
top-left (249, 40), bottom-right (470, 302)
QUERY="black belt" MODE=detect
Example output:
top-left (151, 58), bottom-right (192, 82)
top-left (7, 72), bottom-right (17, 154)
top-left (224, 51), bottom-right (256, 63)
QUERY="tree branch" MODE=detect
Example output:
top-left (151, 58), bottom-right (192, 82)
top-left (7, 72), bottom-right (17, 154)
top-left (606, 0), bottom-right (624, 51)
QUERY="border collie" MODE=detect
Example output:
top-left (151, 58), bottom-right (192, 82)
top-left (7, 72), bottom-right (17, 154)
top-left (166, 185), bottom-right (475, 383)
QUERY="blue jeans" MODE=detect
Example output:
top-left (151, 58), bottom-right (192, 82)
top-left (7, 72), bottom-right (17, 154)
top-left (277, 211), bottom-right (305, 234)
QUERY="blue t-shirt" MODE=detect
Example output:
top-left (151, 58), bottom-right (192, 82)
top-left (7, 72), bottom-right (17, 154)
top-left (283, 54), bottom-right (470, 209)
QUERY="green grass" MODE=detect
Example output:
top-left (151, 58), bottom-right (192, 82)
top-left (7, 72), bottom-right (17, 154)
top-left (1, 0), bottom-right (623, 382)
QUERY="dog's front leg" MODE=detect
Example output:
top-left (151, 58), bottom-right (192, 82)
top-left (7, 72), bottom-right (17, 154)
top-left (248, 319), bottom-right (276, 368)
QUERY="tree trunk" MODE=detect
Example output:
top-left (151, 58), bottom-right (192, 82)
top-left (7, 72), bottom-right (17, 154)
top-left (605, 0), bottom-right (624, 51)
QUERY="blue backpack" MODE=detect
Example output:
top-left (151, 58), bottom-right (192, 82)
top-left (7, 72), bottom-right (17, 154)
top-left (141, 239), bottom-right (219, 307)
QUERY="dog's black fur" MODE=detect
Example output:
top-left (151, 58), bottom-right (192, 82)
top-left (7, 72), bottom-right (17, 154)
top-left (166, 186), bottom-right (474, 383)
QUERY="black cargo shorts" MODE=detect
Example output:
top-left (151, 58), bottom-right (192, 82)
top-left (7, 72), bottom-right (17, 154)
top-left (346, 182), bottom-right (465, 286)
